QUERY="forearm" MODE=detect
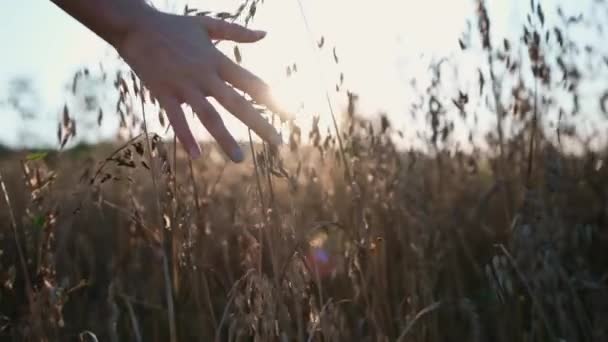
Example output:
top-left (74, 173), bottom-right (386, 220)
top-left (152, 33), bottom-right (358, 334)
top-left (49, 0), bottom-right (156, 48)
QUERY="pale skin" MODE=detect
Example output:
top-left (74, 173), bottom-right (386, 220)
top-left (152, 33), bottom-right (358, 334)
top-left (50, 0), bottom-right (286, 162)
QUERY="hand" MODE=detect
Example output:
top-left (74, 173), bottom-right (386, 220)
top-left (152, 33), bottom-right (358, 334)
top-left (118, 10), bottom-right (285, 162)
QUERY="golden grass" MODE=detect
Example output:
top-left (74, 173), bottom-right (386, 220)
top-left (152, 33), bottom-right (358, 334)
top-left (0, 127), bottom-right (607, 341)
top-left (1, 0), bottom-right (608, 340)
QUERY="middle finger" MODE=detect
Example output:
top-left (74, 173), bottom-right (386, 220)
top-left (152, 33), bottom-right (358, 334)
top-left (217, 54), bottom-right (290, 122)
top-left (208, 77), bottom-right (282, 146)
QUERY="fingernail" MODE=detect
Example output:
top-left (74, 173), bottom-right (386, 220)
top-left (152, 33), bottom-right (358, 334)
top-left (231, 147), bottom-right (244, 163)
top-left (189, 145), bottom-right (201, 159)
top-left (271, 132), bottom-right (283, 146)
top-left (254, 30), bottom-right (267, 39)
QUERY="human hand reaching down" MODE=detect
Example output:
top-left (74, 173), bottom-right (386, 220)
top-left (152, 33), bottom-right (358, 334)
top-left (50, 0), bottom-right (288, 162)
top-left (120, 11), bottom-right (286, 162)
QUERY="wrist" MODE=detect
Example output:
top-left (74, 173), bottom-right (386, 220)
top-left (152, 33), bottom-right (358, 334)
top-left (110, 2), bottom-right (160, 50)
top-left (50, 0), bottom-right (160, 50)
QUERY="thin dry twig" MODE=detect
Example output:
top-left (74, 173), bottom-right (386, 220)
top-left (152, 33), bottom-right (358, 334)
top-left (396, 302), bottom-right (442, 342)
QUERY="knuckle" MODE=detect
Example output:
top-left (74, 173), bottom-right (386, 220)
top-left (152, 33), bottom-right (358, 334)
top-left (212, 20), bottom-right (231, 36)
top-left (227, 23), bottom-right (244, 34)
top-left (200, 16), bottom-right (217, 30)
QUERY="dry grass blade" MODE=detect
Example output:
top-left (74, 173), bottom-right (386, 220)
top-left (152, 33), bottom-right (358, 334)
top-left (0, 171), bottom-right (36, 319)
top-left (496, 244), bottom-right (557, 340)
top-left (396, 302), bottom-right (442, 341)
top-left (214, 269), bottom-right (256, 342)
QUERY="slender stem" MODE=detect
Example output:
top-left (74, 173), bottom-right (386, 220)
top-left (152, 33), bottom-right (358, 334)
top-left (294, 0), bottom-right (352, 182)
top-left (0, 171), bottom-right (37, 328)
top-left (249, 130), bottom-right (267, 273)
top-left (527, 74), bottom-right (539, 188)
top-left (140, 86), bottom-right (177, 342)
top-left (188, 159), bottom-right (218, 335)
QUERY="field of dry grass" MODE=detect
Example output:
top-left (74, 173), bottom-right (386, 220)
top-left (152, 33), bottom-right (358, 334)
top-left (1, 123), bottom-right (608, 341)
top-left (2, 0), bottom-right (608, 341)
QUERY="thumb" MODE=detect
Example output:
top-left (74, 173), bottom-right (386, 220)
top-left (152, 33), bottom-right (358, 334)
top-left (200, 16), bottom-right (266, 43)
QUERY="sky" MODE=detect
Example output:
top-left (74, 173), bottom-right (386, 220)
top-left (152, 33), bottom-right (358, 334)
top-left (0, 0), bottom-right (606, 152)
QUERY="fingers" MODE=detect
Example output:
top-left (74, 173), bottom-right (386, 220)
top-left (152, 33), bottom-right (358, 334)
top-left (182, 88), bottom-right (244, 163)
top-left (208, 77), bottom-right (282, 146)
top-left (157, 95), bottom-right (201, 159)
top-left (217, 54), bottom-right (292, 122)
top-left (200, 16), bottom-right (266, 43)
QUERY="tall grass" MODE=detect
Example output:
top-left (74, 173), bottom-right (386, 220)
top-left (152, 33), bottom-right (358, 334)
top-left (1, 0), bottom-right (608, 341)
